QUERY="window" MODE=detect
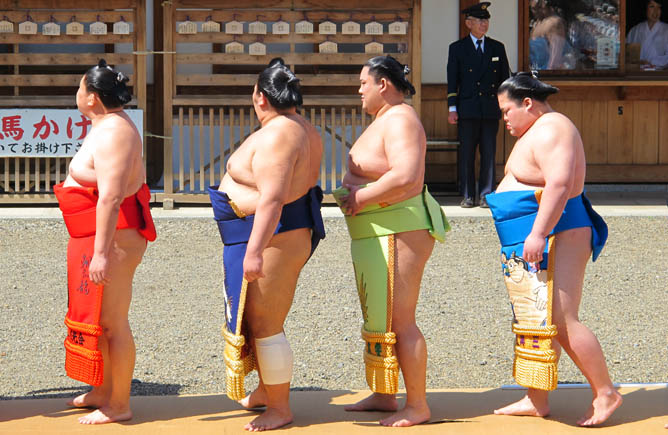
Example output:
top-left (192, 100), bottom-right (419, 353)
top-left (527, 0), bottom-right (620, 73)
top-left (626, 0), bottom-right (668, 72)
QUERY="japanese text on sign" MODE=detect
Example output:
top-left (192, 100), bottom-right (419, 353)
top-left (0, 109), bottom-right (143, 157)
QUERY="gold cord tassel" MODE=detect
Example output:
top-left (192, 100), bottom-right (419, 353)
top-left (361, 328), bottom-right (398, 394)
top-left (222, 326), bottom-right (255, 400)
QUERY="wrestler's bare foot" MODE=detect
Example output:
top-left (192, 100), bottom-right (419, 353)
top-left (379, 404), bottom-right (431, 427)
top-left (577, 389), bottom-right (623, 426)
top-left (78, 406), bottom-right (132, 425)
top-left (244, 407), bottom-right (293, 431)
top-left (239, 388), bottom-right (267, 409)
top-left (344, 393), bottom-right (398, 412)
top-left (67, 390), bottom-right (108, 409)
top-left (494, 394), bottom-right (550, 417)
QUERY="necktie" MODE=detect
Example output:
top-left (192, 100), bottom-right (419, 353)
top-left (476, 39), bottom-right (483, 56)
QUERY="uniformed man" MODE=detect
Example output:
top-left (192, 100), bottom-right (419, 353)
top-left (447, 2), bottom-right (510, 208)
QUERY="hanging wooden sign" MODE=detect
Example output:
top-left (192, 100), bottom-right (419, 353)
top-left (90, 21), bottom-right (107, 35)
top-left (295, 20), bottom-right (313, 34)
top-left (42, 22), bottom-right (61, 36)
top-left (272, 21), bottom-right (289, 35)
top-left (202, 20), bottom-right (220, 33)
top-left (365, 41), bottom-right (384, 54)
top-left (178, 20), bottom-right (197, 34)
top-left (66, 21), bottom-right (84, 35)
top-left (365, 21), bottom-right (383, 35)
top-left (248, 21), bottom-right (267, 35)
top-left (19, 20), bottom-right (37, 35)
top-left (341, 21), bottom-right (360, 35)
top-left (249, 42), bottom-right (266, 56)
top-left (225, 20), bottom-right (243, 34)
top-left (319, 41), bottom-right (338, 54)
top-left (225, 41), bottom-right (244, 54)
top-left (0, 20), bottom-right (13, 33)
top-left (318, 21), bottom-right (336, 35)
top-left (113, 20), bottom-right (130, 35)
top-left (389, 21), bottom-right (407, 35)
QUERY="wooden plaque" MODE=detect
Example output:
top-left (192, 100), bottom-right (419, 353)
top-left (225, 20), bottom-right (243, 35)
top-left (66, 21), bottom-right (84, 35)
top-left (319, 41), bottom-right (338, 54)
top-left (202, 20), bottom-right (221, 33)
top-left (225, 41), bottom-right (244, 54)
top-left (365, 41), bottom-right (384, 54)
top-left (0, 20), bottom-right (13, 33)
top-left (19, 21), bottom-right (37, 35)
top-left (272, 21), bottom-right (290, 35)
top-left (249, 42), bottom-right (266, 56)
top-left (388, 21), bottom-right (407, 35)
top-left (295, 20), bottom-right (313, 34)
top-left (365, 21), bottom-right (383, 35)
top-left (90, 21), bottom-right (107, 35)
top-left (248, 21), bottom-right (267, 35)
top-left (113, 20), bottom-right (130, 35)
top-left (342, 21), bottom-right (360, 35)
top-left (178, 21), bottom-right (197, 34)
top-left (42, 22), bottom-right (61, 36)
top-left (318, 21), bottom-right (336, 35)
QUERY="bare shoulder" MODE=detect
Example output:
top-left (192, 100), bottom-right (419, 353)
top-left (94, 114), bottom-right (140, 152)
top-left (531, 112), bottom-right (579, 151)
top-left (257, 116), bottom-right (307, 153)
top-left (538, 112), bottom-right (577, 134)
top-left (380, 104), bottom-right (422, 130)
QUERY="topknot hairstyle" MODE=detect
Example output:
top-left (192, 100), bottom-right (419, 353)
top-left (498, 71), bottom-right (559, 103)
top-left (257, 57), bottom-right (303, 109)
top-left (364, 55), bottom-right (416, 96)
top-left (84, 59), bottom-right (132, 109)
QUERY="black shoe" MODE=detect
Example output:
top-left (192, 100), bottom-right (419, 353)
top-left (479, 196), bottom-right (489, 208)
top-left (460, 197), bottom-right (475, 208)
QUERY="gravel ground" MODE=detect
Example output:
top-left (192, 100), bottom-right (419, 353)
top-left (1, 213), bottom-right (667, 400)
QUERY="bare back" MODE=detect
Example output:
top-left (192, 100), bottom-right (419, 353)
top-left (497, 111), bottom-right (585, 199)
top-left (344, 103), bottom-right (426, 204)
top-left (64, 112), bottom-right (144, 198)
top-left (221, 113), bottom-right (323, 215)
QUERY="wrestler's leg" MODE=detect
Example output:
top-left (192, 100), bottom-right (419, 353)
top-left (68, 335), bottom-right (112, 409)
top-left (495, 227), bottom-right (622, 424)
top-left (548, 228), bottom-right (622, 426)
top-left (79, 229), bottom-right (146, 425)
top-left (242, 229), bottom-right (310, 431)
top-left (345, 229), bottom-right (434, 427)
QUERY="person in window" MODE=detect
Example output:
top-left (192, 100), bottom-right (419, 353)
top-left (627, 0), bottom-right (668, 69)
top-left (529, 0), bottom-right (577, 70)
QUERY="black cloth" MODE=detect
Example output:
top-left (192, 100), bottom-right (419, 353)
top-left (458, 118), bottom-right (498, 199)
top-left (447, 35), bottom-right (510, 199)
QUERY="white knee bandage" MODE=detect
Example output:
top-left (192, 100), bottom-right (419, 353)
top-left (255, 332), bottom-right (294, 385)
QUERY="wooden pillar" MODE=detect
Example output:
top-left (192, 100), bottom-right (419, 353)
top-left (412, 0), bottom-right (422, 118)
top-left (162, 0), bottom-right (174, 194)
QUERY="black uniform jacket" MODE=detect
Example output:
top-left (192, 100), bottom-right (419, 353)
top-left (447, 35), bottom-right (510, 120)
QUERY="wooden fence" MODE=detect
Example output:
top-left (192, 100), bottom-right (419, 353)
top-left (160, 0), bottom-right (422, 204)
top-left (0, 0), bottom-right (146, 203)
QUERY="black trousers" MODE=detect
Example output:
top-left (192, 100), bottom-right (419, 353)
top-left (457, 118), bottom-right (499, 200)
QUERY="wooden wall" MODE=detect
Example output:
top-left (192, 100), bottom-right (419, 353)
top-left (421, 82), bottom-right (668, 185)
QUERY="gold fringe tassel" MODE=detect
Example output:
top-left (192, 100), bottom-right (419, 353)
top-left (222, 326), bottom-right (255, 401)
top-left (361, 328), bottom-right (398, 394)
top-left (512, 323), bottom-right (558, 391)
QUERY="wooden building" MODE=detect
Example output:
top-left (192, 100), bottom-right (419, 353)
top-left (0, 0), bottom-right (666, 205)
